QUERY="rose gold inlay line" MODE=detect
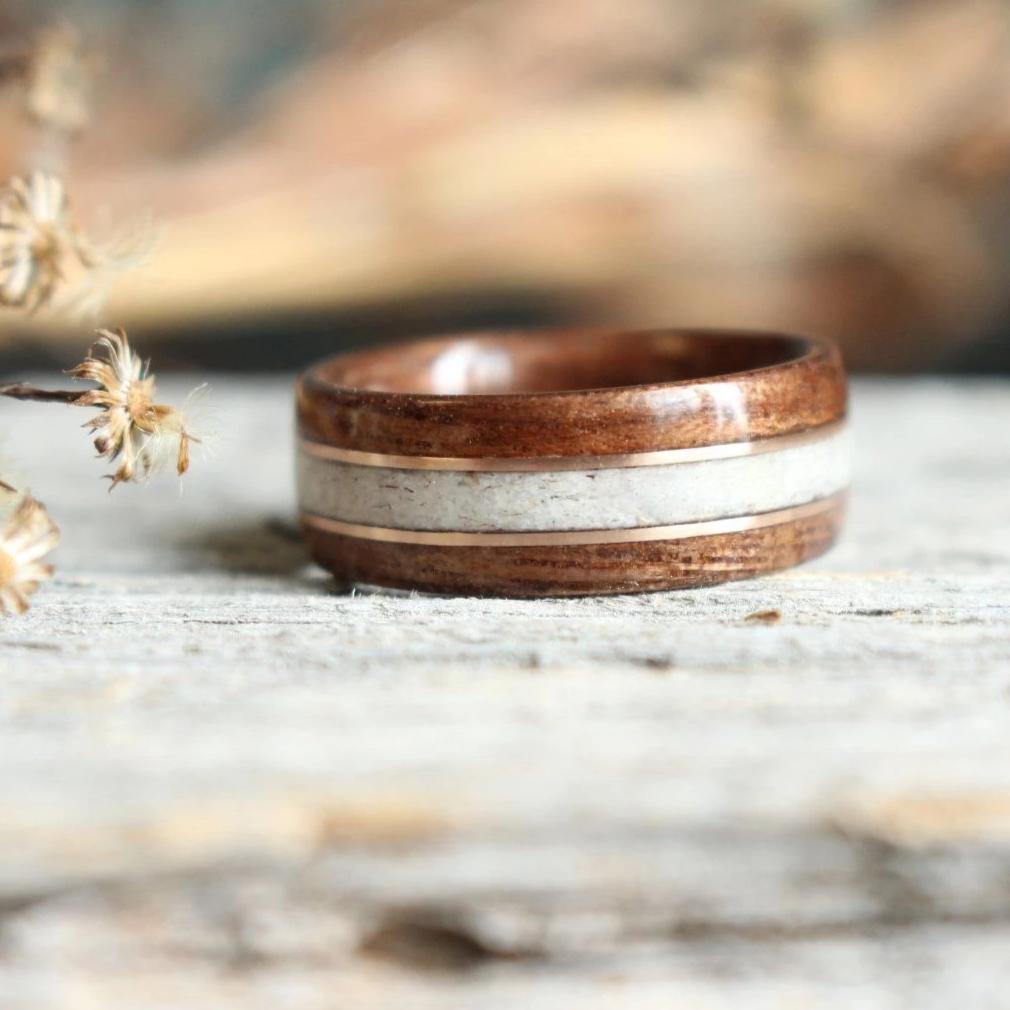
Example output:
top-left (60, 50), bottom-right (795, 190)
top-left (299, 420), bottom-right (846, 472)
top-left (301, 493), bottom-right (845, 548)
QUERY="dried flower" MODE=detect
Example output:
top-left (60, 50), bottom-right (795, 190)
top-left (0, 495), bottom-right (59, 616)
top-left (0, 171), bottom-right (83, 312)
top-left (26, 24), bottom-right (92, 134)
top-left (0, 170), bottom-right (153, 318)
top-left (71, 328), bottom-right (199, 487)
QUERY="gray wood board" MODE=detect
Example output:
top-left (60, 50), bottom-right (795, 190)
top-left (0, 377), bottom-right (1008, 1007)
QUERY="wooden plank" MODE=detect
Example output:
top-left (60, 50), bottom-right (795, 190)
top-left (0, 378), bottom-right (1008, 1005)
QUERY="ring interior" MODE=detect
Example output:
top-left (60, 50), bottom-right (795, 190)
top-left (318, 330), bottom-right (813, 396)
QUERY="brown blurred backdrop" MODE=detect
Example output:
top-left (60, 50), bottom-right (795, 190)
top-left (0, 0), bottom-right (1008, 373)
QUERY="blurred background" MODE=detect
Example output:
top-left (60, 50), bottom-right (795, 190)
top-left (0, 0), bottom-right (1008, 374)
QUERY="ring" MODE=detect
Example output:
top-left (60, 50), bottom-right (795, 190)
top-left (296, 328), bottom-right (849, 597)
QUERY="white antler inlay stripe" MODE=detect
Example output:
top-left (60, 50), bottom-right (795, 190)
top-left (297, 425), bottom-right (850, 534)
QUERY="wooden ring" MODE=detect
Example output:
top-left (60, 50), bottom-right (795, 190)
top-left (296, 328), bottom-right (849, 597)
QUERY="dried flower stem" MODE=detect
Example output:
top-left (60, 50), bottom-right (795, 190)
top-left (0, 382), bottom-right (83, 404)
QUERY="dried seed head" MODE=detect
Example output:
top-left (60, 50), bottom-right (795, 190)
top-left (0, 495), bottom-right (59, 616)
top-left (71, 327), bottom-right (200, 488)
top-left (0, 172), bottom-right (152, 317)
top-left (0, 171), bottom-right (83, 313)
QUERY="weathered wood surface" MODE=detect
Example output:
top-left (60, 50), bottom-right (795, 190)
top-left (0, 377), bottom-right (1009, 1008)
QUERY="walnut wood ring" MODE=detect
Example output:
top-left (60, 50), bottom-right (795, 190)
top-left (296, 329), bottom-right (849, 597)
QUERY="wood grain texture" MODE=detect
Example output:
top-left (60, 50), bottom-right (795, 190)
top-left (0, 377), bottom-right (1007, 1009)
top-left (297, 329), bottom-right (848, 457)
top-left (302, 496), bottom-right (845, 596)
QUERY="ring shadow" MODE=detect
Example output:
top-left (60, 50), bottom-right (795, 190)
top-left (180, 515), bottom-right (351, 591)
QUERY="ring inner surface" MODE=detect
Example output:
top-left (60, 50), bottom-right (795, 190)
top-left (321, 331), bottom-right (810, 396)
